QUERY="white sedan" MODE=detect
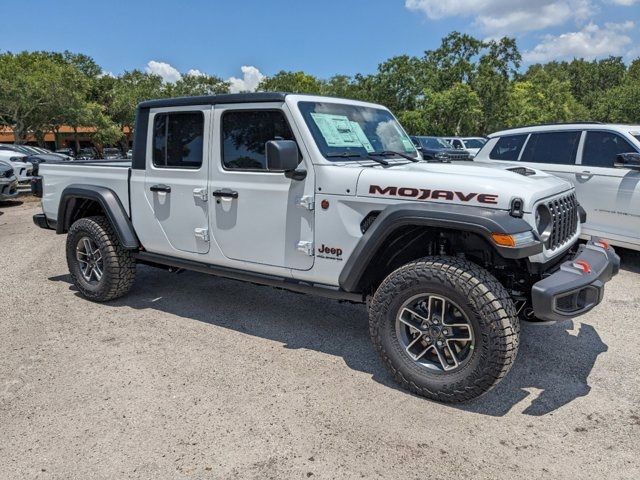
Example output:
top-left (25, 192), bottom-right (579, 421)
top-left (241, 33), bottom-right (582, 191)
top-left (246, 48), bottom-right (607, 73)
top-left (0, 150), bottom-right (33, 182)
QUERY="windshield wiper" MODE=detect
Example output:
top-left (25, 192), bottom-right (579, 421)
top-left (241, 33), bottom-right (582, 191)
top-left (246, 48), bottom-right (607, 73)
top-left (370, 151), bottom-right (420, 162)
top-left (325, 152), bottom-right (389, 166)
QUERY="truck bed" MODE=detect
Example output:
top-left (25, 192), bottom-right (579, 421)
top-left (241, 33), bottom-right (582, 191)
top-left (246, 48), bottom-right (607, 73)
top-left (39, 161), bottom-right (132, 223)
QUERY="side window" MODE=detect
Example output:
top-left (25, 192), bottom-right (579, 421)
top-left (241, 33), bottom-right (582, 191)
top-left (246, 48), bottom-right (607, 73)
top-left (582, 131), bottom-right (636, 168)
top-left (222, 110), bottom-right (295, 170)
top-left (152, 111), bottom-right (204, 168)
top-left (489, 134), bottom-right (527, 161)
top-left (520, 131), bottom-right (581, 165)
top-left (452, 139), bottom-right (464, 149)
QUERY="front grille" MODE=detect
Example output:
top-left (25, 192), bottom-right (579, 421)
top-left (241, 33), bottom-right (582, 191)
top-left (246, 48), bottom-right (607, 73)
top-left (546, 192), bottom-right (578, 250)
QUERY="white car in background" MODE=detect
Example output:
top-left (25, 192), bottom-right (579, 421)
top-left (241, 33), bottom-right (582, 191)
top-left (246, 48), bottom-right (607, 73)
top-left (0, 161), bottom-right (18, 200)
top-left (0, 150), bottom-right (33, 182)
top-left (474, 123), bottom-right (640, 251)
top-left (444, 137), bottom-right (487, 157)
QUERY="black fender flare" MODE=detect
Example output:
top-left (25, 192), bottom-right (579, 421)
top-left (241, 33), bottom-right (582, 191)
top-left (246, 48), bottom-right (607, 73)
top-left (57, 184), bottom-right (140, 250)
top-left (338, 203), bottom-right (543, 293)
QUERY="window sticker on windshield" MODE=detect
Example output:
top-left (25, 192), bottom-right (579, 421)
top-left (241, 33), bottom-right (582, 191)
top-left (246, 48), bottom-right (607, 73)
top-left (310, 112), bottom-right (371, 150)
top-left (350, 121), bottom-right (374, 152)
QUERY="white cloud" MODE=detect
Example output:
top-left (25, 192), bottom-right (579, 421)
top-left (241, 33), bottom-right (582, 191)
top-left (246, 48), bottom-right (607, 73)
top-left (186, 68), bottom-right (205, 77)
top-left (145, 60), bottom-right (182, 83)
top-left (607, 0), bottom-right (639, 5)
top-left (227, 66), bottom-right (264, 93)
top-left (405, 0), bottom-right (595, 35)
top-left (523, 21), bottom-right (634, 63)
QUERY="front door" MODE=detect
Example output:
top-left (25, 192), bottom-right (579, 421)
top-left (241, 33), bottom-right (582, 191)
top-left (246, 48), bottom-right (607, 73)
top-left (144, 107), bottom-right (210, 254)
top-left (209, 104), bottom-right (314, 270)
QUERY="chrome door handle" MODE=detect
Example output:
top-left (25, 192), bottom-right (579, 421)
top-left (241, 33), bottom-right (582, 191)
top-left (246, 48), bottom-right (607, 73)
top-left (150, 184), bottom-right (171, 193)
top-left (576, 171), bottom-right (593, 179)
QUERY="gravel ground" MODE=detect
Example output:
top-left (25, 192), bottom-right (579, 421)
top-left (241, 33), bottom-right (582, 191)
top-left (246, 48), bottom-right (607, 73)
top-left (1, 199), bottom-right (639, 479)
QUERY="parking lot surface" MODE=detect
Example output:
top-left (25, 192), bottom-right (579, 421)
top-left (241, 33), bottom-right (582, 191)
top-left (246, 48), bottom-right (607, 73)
top-left (1, 199), bottom-right (639, 479)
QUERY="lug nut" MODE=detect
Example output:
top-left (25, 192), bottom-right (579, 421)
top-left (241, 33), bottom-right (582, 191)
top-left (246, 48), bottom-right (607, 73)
top-left (437, 340), bottom-right (444, 347)
top-left (424, 337), bottom-right (431, 343)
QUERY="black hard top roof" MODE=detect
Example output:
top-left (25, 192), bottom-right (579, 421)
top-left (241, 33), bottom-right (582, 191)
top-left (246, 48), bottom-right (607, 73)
top-left (138, 92), bottom-right (289, 109)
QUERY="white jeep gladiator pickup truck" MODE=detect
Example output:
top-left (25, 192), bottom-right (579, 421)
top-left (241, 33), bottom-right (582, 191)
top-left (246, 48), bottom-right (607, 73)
top-left (32, 93), bottom-right (619, 402)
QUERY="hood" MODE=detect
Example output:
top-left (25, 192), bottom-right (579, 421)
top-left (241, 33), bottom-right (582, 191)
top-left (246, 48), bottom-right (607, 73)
top-left (356, 160), bottom-right (572, 212)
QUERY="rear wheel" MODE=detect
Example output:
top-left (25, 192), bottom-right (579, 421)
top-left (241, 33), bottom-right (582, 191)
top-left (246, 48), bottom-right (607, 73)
top-left (369, 256), bottom-right (519, 402)
top-left (66, 216), bottom-right (136, 301)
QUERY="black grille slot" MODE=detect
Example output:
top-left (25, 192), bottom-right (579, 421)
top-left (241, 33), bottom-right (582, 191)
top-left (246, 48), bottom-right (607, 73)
top-left (546, 192), bottom-right (578, 250)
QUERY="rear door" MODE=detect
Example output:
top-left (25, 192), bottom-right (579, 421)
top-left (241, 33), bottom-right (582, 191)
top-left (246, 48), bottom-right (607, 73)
top-left (575, 130), bottom-right (640, 243)
top-left (143, 107), bottom-right (211, 254)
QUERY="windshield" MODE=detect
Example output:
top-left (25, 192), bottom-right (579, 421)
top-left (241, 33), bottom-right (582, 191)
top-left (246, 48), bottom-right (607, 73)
top-left (419, 137), bottom-right (451, 149)
top-left (463, 139), bottom-right (486, 149)
top-left (298, 101), bottom-right (418, 160)
top-left (633, 134), bottom-right (640, 143)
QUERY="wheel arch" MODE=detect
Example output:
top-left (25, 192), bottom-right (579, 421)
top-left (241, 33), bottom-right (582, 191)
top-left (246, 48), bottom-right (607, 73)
top-left (57, 185), bottom-right (139, 250)
top-left (339, 203), bottom-right (542, 294)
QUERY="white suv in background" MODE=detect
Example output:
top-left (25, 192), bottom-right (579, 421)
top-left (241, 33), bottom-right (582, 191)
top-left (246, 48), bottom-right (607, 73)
top-left (475, 123), bottom-right (640, 251)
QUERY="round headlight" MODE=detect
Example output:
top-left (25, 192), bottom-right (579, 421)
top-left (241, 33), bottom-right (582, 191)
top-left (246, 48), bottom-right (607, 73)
top-left (535, 204), bottom-right (553, 242)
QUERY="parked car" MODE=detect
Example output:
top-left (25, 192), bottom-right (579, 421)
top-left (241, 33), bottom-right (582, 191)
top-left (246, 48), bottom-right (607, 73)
top-left (0, 150), bottom-right (33, 182)
top-left (33, 92), bottom-right (619, 403)
top-left (444, 137), bottom-right (487, 158)
top-left (102, 148), bottom-right (123, 160)
top-left (474, 123), bottom-right (640, 251)
top-left (55, 148), bottom-right (76, 158)
top-left (0, 161), bottom-right (19, 200)
top-left (77, 148), bottom-right (96, 160)
top-left (0, 144), bottom-right (73, 162)
top-left (410, 136), bottom-right (471, 161)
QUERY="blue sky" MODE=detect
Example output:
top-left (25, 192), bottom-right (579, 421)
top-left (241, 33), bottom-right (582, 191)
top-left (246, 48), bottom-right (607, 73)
top-left (1, 0), bottom-right (639, 90)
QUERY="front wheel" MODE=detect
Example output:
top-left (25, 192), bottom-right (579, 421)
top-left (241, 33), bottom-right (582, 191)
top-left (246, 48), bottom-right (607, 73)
top-left (66, 216), bottom-right (136, 302)
top-left (369, 256), bottom-right (519, 402)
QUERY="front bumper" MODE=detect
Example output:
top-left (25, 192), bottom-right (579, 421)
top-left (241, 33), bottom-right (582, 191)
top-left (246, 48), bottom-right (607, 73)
top-left (0, 179), bottom-right (19, 200)
top-left (531, 238), bottom-right (620, 322)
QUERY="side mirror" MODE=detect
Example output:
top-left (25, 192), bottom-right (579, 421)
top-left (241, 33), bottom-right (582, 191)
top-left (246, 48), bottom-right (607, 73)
top-left (615, 152), bottom-right (640, 171)
top-left (266, 140), bottom-right (306, 179)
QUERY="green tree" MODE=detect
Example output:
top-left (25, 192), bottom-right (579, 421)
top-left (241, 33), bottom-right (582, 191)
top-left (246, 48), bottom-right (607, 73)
top-left (0, 51), bottom-right (89, 144)
top-left (108, 70), bottom-right (164, 130)
top-left (258, 71), bottom-right (324, 94)
top-left (167, 73), bottom-right (230, 96)
top-left (505, 70), bottom-right (588, 127)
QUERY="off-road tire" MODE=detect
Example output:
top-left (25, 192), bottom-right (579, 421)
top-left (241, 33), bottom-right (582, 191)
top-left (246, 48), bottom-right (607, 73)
top-left (369, 256), bottom-right (519, 403)
top-left (66, 215), bottom-right (136, 302)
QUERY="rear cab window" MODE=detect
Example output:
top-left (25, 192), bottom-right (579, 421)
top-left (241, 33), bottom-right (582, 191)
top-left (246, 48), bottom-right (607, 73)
top-left (152, 111), bottom-right (204, 168)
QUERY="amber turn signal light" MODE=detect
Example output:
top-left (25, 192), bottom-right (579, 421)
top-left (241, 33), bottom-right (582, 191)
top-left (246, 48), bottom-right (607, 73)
top-left (491, 233), bottom-right (516, 247)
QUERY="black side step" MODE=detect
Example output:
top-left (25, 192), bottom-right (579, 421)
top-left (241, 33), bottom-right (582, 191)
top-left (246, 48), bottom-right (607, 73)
top-left (134, 251), bottom-right (365, 303)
